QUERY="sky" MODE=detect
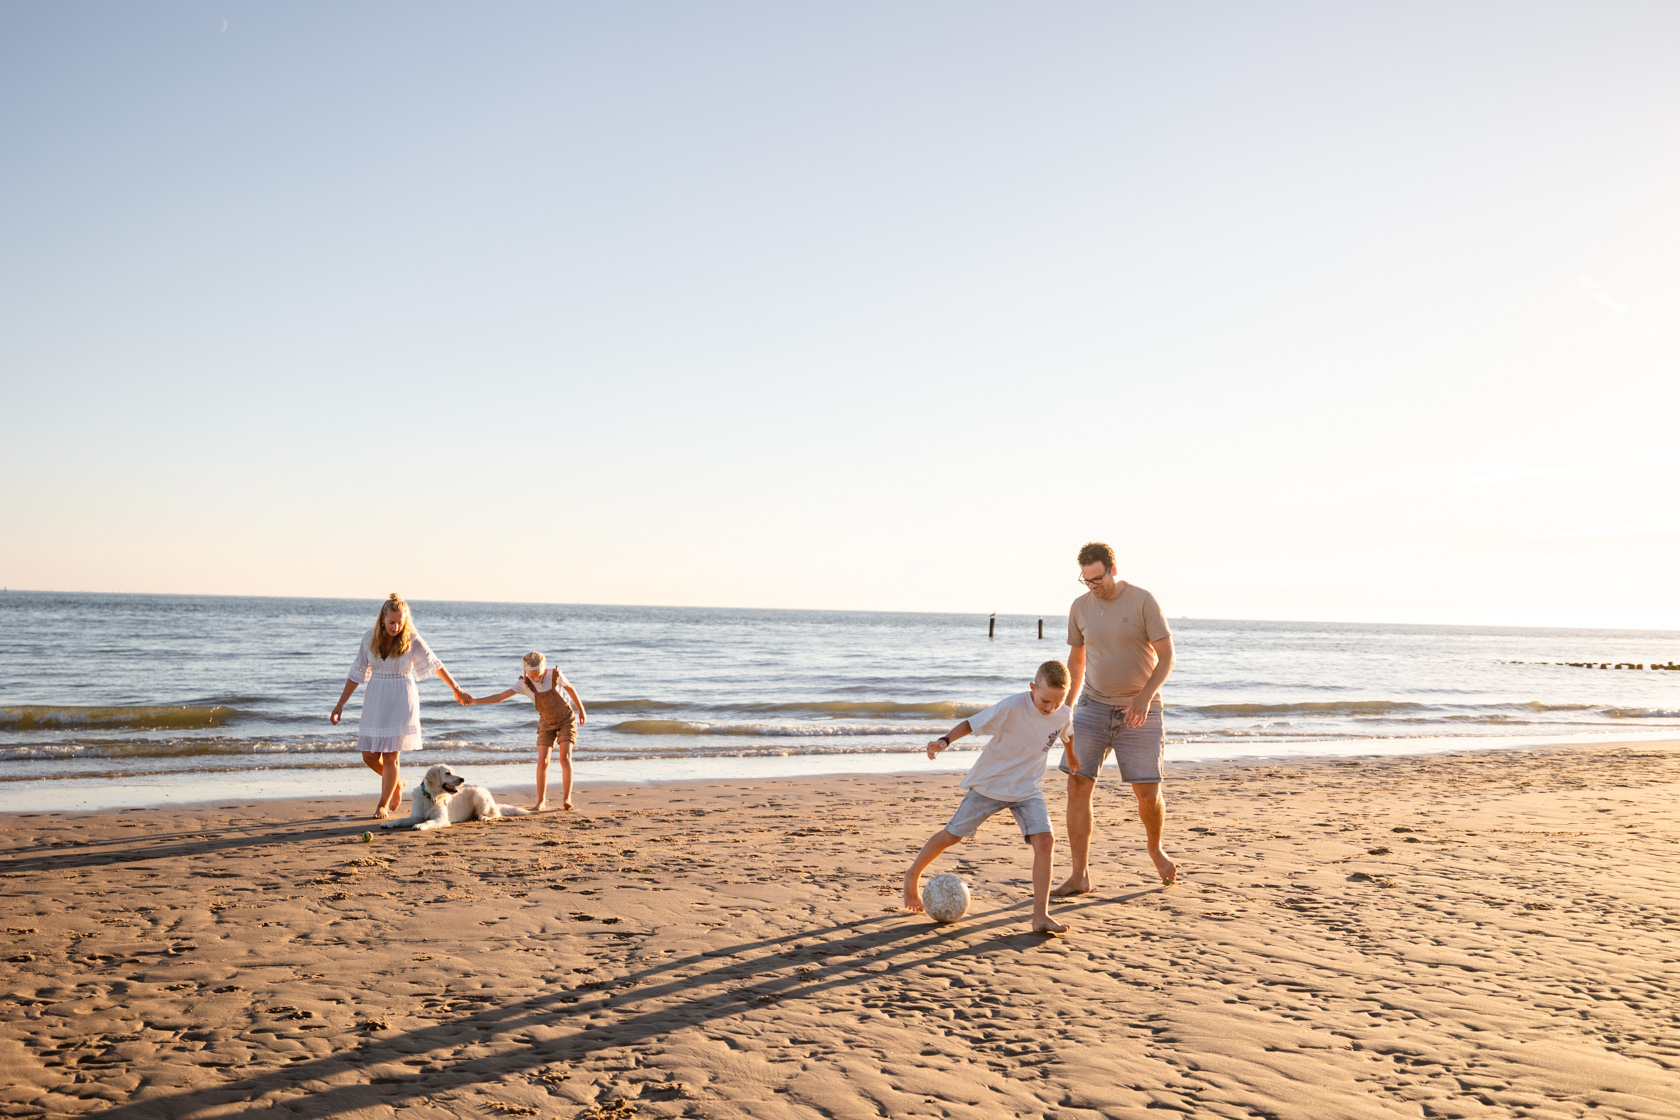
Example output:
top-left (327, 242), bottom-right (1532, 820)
top-left (3, 3), bottom-right (1678, 628)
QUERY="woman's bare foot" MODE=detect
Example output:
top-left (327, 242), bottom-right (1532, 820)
top-left (1032, 914), bottom-right (1070, 935)
top-left (1150, 849), bottom-right (1178, 884)
top-left (530, 800), bottom-right (548, 812)
top-left (375, 805), bottom-right (393, 819)
top-left (562, 799), bottom-right (574, 811)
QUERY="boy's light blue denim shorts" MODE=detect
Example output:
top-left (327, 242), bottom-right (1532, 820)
top-left (945, 789), bottom-right (1052, 841)
top-left (1060, 696), bottom-right (1165, 784)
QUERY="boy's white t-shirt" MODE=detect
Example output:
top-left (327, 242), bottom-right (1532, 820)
top-left (959, 691), bottom-right (1073, 802)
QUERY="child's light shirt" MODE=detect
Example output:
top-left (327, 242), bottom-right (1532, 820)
top-left (512, 669), bottom-right (572, 700)
top-left (958, 691), bottom-right (1073, 802)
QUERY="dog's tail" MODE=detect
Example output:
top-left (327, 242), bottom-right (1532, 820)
top-left (499, 806), bottom-right (532, 816)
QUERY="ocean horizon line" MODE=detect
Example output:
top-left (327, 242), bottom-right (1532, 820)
top-left (3, 587), bottom-right (1677, 636)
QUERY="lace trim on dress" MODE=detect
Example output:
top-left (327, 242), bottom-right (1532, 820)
top-left (358, 732), bottom-right (423, 753)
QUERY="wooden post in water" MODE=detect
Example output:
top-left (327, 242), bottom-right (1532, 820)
top-left (988, 613), bottom-right (996, 639)
top-left (1038, 617), bottom-right (1043, 639)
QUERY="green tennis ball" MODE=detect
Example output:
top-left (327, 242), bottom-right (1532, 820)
top-left (360, 831), bottom-right (373, 843)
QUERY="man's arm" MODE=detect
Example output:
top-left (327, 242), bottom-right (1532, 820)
top-left (1066, 645), bottom-right (1087, 709)
top-left (1123, 635), bottom-right (1175, 728)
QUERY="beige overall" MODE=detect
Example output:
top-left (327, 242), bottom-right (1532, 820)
top-left (530, 670), bottom-right (577, 749)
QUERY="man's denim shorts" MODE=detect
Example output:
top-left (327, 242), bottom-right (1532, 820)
top-left (945, 789), bottom-right (1052, 841)
top-left (1059, 696), bottom-right (1165, 784)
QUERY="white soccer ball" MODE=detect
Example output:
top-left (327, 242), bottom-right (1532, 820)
top-left (921, 873), bottom-right (971, 924)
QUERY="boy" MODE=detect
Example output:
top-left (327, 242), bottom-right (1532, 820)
top-left (903, 660), bottom-right (1074, 935)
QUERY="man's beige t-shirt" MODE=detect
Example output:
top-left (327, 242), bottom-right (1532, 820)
top-left (1067, 584), bottom-right (1171, 706)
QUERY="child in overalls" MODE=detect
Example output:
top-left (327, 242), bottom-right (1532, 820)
top-left (460, 652), bottom-right (588, 810)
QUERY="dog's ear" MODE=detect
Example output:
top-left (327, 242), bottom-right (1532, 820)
top-left (425, 767), bottom-right (443, 796)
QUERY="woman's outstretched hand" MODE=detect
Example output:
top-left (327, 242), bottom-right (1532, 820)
top-left (455, 691), bottom-right (473, 705)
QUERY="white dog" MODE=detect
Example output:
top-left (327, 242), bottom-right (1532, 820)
top-left (380, 764), bottom-right (530, 831)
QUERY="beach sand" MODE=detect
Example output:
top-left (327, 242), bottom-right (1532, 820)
top-left (2, 743), bottom-right (1677, 1120)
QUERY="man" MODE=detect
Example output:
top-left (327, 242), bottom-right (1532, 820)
top-left (1053, 541), bottom-right (1177, 892)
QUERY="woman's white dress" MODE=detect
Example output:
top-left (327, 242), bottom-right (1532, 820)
top-left (348, 630), bottom-right (444, 753)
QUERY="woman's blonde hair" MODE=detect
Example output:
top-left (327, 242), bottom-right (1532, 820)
top-left (371, 593), bottom-right (415, 660)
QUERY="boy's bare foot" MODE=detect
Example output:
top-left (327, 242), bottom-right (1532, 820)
top-left (1150, 849), bottom-right (1178, 884)
top-left (1032, 914), bottom-right (1070, 935)
top-left (901, 882), bottom-right (925, 912)
top-left (1050, 875), bottom-right (1092, 898)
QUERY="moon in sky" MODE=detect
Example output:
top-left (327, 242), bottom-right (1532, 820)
top-left (219, 17), bottom-right (227, 32)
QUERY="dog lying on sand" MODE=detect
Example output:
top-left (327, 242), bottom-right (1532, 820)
top-left (380, 764), bottom-right (530, 830)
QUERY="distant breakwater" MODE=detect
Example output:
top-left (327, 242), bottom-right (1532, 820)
top-left (1502, 661), bottom-right (1680, 671)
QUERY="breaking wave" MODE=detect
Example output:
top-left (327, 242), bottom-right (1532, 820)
top-left (1177, 700), bottom-right (1596, 719)
top-left (595, 699), bottom-right (984, 719)
top-left (609, 720), bottom-right (931, 737)
top-left (0, 705), bottom-right (241, 731)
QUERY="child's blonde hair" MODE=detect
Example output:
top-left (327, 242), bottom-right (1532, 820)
top-left (370, 594), bottom-right (415, 661)
top-left (522, 651), bottom-right (546, 673)
top-left (1035, 660), bottom-right (1070, 690)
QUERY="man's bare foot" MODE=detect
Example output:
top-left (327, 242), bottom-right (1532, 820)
top-left (1050, 875), bottom-right (1092, 898)
top-left (902, 882), bottom-right (925, 912)
top-left (1032, 914), bottom-right (1070, 935)
top-left (1150, 849), bottom-right (1178, 885)
top-left (530, 800), bottom-right (548, 812)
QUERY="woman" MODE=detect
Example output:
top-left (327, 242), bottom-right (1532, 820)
top-left (330, 593), bottom-right (466, 818)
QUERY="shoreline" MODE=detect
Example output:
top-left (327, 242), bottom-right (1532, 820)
top-left (5, 729), bottom-right (1680, 813)
top-left (2, 741), bottom-right (1675, 1118)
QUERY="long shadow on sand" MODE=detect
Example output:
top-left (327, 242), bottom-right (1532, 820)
top-left (0, 817), bottom-right (390, 874)
top-left (83, 887), bottom-right (1167, 1118)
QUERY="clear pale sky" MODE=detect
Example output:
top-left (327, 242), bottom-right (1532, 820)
top-left (3, 3), bottom-right (1678, 628)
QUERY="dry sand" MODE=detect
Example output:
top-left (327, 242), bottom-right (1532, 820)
top-left (2, 743), bottom-right (1677, 1120)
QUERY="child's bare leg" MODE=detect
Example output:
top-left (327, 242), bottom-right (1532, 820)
top-left (558, 741), bottom-right (574, 810)
top-left (903, 828), bottom-right (963, 911)
top-left (1029, 832), bottom-right (1069, 934)
top-left (533, 744), bottom-right (551, 811)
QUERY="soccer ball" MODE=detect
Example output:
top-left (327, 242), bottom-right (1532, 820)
top-left (921, 873), bottom-right (971, 924)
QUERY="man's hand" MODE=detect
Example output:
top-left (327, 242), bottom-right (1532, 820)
top-left (1123, 693), bottom-right (1156, 728)
top-left (926, 738), bottom-right (948, 760)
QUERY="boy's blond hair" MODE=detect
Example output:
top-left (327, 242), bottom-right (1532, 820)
top-left (523, 651), bottom-right (546, 672)
top-left (1035, 660), bottom-right (1070, 690)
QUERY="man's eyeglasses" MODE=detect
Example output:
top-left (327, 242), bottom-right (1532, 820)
top-left (1077, 573), bottom-right (1109, 587)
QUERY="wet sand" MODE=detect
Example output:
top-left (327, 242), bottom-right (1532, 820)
top-left (2, 742), bottom-right (1677, 1119)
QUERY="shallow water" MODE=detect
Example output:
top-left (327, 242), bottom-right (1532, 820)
top-left (3, 591), bottom-right (1678, 808)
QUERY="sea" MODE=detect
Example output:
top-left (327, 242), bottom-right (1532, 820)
top-left (3, 591), bottom-right (1679, 811)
